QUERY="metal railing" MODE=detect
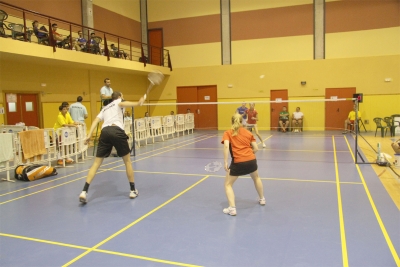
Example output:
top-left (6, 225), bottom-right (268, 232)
top-left (0, 1), bottom-right (172, 70)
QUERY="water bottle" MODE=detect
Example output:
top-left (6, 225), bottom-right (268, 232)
top-left (377, 142), bottom-right (381, 162)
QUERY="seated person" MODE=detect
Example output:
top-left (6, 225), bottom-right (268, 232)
top-left (187, 108), bottom-right (191, 113)
top-left (110, 44), bottom-right (128, 59)
top-left (32, 20), bottom-right (49, 45)
top-left (73, 31), bottom-right (87, 51)
top-left (110, 44), bottom-right (119, 57)
top-left (392, 139), bottom-right (400, 154)
top-left (343, 105), bottom-right (361, 134)
top-left (279, 106), bottom-right (289, 132)
top-left (51, 23), bottom-right (70, 48)
top-left (89, 32), bottom-right (101, 54)
top-left (292, 107), bottom-right (304, 132)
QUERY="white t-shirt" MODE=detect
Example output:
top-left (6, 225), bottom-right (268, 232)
top-left (293, 111), bottom-right (304, 119)
top-left (97, 99), bottom-right (125, 130)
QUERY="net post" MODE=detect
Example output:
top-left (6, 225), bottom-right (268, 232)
top-left (130, 107), bottom-right (136, 156)
top-left (355, 98), bottom-right (358, 163)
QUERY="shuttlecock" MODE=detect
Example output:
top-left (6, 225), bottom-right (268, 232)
top-left (260, 75), bottom-right (265, 79)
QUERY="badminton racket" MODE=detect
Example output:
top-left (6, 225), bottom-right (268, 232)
top-left (142, 70), bottom-right (164, 104)
top-left (205, 161), bottom-right (223, 172)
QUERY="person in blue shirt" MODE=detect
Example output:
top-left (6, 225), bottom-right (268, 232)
top-left (32, 20), bottom-right (49, 45)
top-left (73, 31), bottom-right (87, 51)
top-left (236, 102), bottom-right (248, 126)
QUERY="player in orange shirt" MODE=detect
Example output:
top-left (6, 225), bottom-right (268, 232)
top-left (221, 113), bottom-right (265, 216)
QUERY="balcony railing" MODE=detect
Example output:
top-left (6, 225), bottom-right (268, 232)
top-left (0, 1), bottom-right (172, 70)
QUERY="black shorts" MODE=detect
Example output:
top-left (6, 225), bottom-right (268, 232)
top-left (280, 119), bottom-right (288, 123)
top-left (229, 159), bottom-right (258, 176)
top-left (96, 126), bottom-right (130, 158)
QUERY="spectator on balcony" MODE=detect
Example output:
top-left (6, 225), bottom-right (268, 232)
top-left (89, 32), bottom-right (101, 54)
top-left (110, 44), bottom-right (128, 59)
top-left (52, 23), bottom-right (69, 48)
top-left (32, 20), bottom-right (49, 45)
top-left (73, 31), bottom-right (87, 51)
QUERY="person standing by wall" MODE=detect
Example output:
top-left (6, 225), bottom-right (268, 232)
top-left (69, 96), bottom-right (88, 125)
top-left (100, 78), bottom-right (113, 107)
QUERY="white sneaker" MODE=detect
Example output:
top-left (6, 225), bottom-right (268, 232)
top-left (259, 197), bottom-right (266, 206)
top-left (262, 143), bottom-right (266, 148)
top-left (129, 189), bottom-right (139, 199)
top-left (223, 206), bottom-right (237, 216)
top-left (79, 191), bottom-right (87, 203)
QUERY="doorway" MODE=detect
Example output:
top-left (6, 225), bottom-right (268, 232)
top-left (325, 88), bottom-right (356, 131)
top-left (176, 86), bottom-right (218, 130)
top-left (148, 28), bottom-right (163, 66)
top-left (270, 90), bottom-right (288, 130)
top-left (5, 93), bottom-right (40, 127)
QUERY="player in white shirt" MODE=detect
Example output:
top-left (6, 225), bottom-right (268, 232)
top-left (292, 107), bottom-right (304, 132)
top-left (79, 91), bottom-right (144, 203)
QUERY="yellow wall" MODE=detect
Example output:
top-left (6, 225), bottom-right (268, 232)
top-left (162, 55), bottom-right (399, 99)
top-left (232, 35), bottom-right (313, 64)
top-left (326, 27), bottom-right (400, 59)
top-left (167, 43), bottom-right (221, 68)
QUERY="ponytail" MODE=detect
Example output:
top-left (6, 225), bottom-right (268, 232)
top-left (231, 113), bottom-right (242, 136)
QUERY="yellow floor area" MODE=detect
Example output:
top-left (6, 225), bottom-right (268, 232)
top-left (357, 134), bottom-right (400, 210)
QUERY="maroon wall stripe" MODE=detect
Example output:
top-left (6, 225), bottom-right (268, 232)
top-left (2, 0), bottom-right (82, 25)
top-left (326, 0), bottom-right (400, 33)
top-left (231, 4), bottom-right (313, 41)
top-left (93, 5), bottom-right (141, 43)
top-left (148, 14), bottom-right (220, 47)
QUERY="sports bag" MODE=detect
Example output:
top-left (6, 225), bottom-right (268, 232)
top-left (14, 164), bottom-right (58, 181)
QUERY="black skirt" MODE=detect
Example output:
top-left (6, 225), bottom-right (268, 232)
top-left (229, 159), bottom-right (258, 176)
